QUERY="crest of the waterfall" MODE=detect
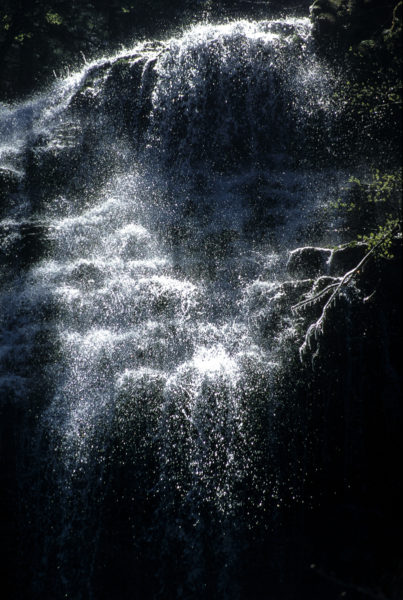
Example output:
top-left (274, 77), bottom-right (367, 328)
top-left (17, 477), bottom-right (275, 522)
top-left (145, 18), bottom-right (334, 169)
top-left (0, 17), bottom-right (337, 200)
top-left (49, 17), bottom-right (336, 174)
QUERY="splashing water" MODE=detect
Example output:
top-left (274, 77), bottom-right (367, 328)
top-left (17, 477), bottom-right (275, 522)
top-left (0, 17), bottom-right (349, 600)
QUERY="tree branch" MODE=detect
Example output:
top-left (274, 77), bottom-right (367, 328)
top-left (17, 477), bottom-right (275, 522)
top-left (295, 224), bottom-right (399, 362)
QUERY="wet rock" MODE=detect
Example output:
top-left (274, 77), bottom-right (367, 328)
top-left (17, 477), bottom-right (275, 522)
top-left (310, 0), bottom-right (340, 37)
top-left (101, 56), bottom-right (152, 134)
top-left (0, 168), bottom-right (21, 215)
top-left (286, 246), bottom-right (331, 278)
top-left (0, 220), bottom-right (49, 270)
top-left (202, 230), bottom-right (239, 258)
top-left (25, 133), bottom-right (82, 206)
top-left (329, 243), bottom-right (367, 276)
top-left (244, 278), bottom-right (313, 341)
top-left (0, 167), bottom-right (20, 196)
top-left (69, 62), bottom-right (112, 111)
top-left (32, 326), bottom-right (62, 365)
top-left (281, 278), bottom-right (315, 304)
top-left (310, 0), bottom-right (398, 54)
top-left (165, 224), bottom-right (192, 247)
top-left (70, 51), bottom-right (160, 140)
top-left (117, 225), bottom-right (154, 259)
top-left (70, 261), bottom-right (104, 288)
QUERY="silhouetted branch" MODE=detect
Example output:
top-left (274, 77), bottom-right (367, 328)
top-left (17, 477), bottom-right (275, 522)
top-left (295, 224), bottom-right (399, 361)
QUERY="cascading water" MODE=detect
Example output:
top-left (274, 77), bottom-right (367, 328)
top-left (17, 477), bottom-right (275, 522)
top-left (1, 17), bottom-right (352, 600)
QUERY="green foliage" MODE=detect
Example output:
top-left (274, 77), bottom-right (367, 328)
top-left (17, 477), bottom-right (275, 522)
top-left (2, 14), bottom-right (11, 30)
top-left (45, 12), bottom-right (63, 26)
top-left (331, 168), bottom-right (401, 210)
top-left (367, 169), bottom-right (402, 204)
top-left (14, 32), bottom-right (32, 43)
top-left (337, 77), bottom-right (402, 118)
top-left (358, 218), bottom-right (400, 259)
top-left (330, 168), bottom-right (402, 258)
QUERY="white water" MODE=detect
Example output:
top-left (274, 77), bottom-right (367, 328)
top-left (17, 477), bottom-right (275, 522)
top-left (0, 17), bottom-right (346, 599)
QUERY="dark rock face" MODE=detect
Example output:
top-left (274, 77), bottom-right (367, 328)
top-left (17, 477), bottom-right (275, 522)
top-left (309, 0), bottom-right (401, 162)
top-left (0, 167), bottom-right (20, 195)
top-left (0, 220), bottom-right (49, 273)
top-left (306, 244), bottom-right (403, 599)
top-left (205, 236), bottom-right (402, 599)
top-left (0, 168), bottom-right (22, 216)
top-left (310, 0), bottom-right (343, 38)
top-left (273, 239), bottom-right (403, 599)
top-left (287, 246), bottom-right (332, 278)
top-left (328, 242), bottom-right (367, 276)
top-left (69, 261), bottom-right (104, 288)
top-left (310, 0), bottom-right (399, 52)
top-left (69, 50), bottom-right (159, 142)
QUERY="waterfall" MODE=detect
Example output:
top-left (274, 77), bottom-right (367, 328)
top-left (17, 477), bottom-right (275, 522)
top-left (1, 17), bottom-right (352, 600)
